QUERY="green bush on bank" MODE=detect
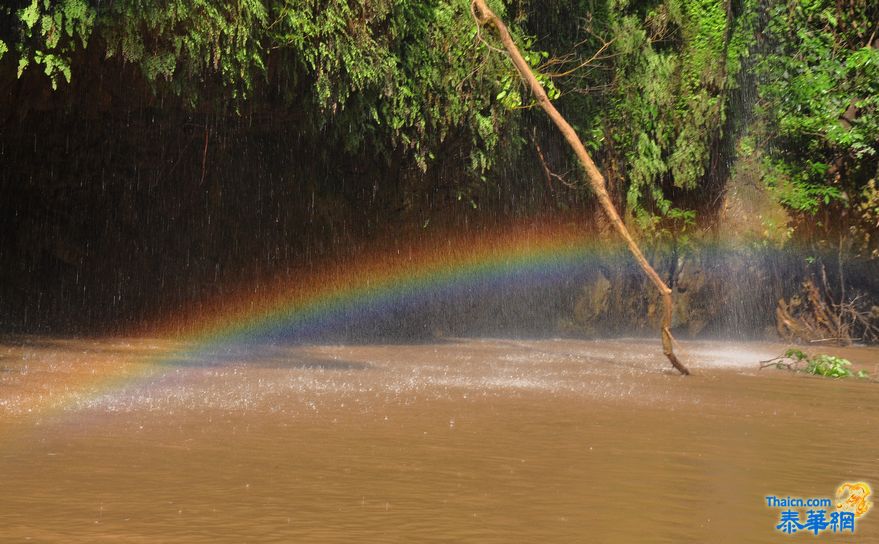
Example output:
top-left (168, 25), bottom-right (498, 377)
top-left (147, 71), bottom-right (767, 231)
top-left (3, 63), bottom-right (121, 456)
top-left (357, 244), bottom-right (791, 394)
top-left (768, 348), bottom-right (870, 379)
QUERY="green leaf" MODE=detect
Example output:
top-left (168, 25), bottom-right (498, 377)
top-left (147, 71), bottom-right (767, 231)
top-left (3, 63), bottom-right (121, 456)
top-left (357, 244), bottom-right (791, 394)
top-left (17, 57), bottom-right (29, 78)
top-left (19, 0), bottom-right (40, 30)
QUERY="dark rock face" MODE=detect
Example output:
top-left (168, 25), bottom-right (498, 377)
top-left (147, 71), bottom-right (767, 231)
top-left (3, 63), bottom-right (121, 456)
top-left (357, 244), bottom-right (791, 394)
top-left (572, 269), bottom-right (612, 336)
top-left (569, 249), bottom-right (878, 342)
top-left (0, 59), bottom-right (568, 334)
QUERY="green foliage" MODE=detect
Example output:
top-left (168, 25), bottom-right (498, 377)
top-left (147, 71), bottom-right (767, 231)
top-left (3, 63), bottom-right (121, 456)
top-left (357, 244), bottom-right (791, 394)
top-left (782, 348), bottom-right (808, 362)
top-left (270, 0), bottom-right (523, 172)
top-left (634, 205), bottom-right (698, 248)
top-left (664, 0), bottom-right (728, 189)
top-left (1, 0), bottom-right (529, 176)
top-left (1, 0), bottom-right (875, 245)
top-left (756, 0), bottom-right (879, 230)
top-left (99, 0), bottom-right (267, 98)
top-left (495, 37), bottom-right (560, 110)
top-left (4, 0), bottom-right (96, 89)
top-left (772, 349), bottom-right (870, 379)
top-left (267, 1), bottom-right (516, 171)
top-left (596, 0), bottom-right (754, 216)
top-left (806, 354), bottom-right (861, 378)
top-left (2, 0), bottom-right (265, 93)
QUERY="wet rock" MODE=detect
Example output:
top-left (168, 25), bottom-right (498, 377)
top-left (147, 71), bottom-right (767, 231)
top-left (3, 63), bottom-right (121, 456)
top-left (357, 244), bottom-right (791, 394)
top-left (673, 256), bottom-right (710, 336)
top-left (572, 270), bottom-right (612, 336)
top-left (568, 249), bottom-right (795, 340)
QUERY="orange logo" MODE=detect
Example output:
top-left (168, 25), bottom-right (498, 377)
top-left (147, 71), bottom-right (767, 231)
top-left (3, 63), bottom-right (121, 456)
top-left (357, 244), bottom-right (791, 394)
top-left (836, 482), bottom-right (872, 518)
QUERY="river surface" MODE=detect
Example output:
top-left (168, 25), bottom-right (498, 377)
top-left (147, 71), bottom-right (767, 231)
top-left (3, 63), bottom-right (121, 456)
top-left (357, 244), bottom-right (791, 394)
top-left (1, 337), bottom-right (877, 542)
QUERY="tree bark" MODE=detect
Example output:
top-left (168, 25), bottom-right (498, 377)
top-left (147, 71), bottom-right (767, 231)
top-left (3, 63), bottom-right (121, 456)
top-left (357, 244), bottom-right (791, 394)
top-left (471, 0), bottom-right (690, 375)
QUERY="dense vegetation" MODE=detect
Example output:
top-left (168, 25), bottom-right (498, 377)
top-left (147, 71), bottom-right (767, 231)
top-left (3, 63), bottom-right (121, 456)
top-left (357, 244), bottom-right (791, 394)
top-left (755, 0), bottom-right (879, 255)
top-left (2, 0), bottom-right (877, 233)
top-left (1, 0), bottom-right (520, 174)
top-left (1, 0), bottom-right (877, 332)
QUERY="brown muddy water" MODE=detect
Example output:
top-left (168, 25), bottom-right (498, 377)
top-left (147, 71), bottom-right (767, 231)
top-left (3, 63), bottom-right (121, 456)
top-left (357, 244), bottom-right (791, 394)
top-left (0, 337), bottom-right (877, 542)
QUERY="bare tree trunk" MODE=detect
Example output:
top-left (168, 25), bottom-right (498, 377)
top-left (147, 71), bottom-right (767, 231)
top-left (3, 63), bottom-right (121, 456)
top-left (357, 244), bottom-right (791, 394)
top-left (471, 0), bottom-right (690, 375)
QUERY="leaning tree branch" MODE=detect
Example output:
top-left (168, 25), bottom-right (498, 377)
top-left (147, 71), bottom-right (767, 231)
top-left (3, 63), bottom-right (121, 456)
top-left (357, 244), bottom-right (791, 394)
top-left (471, 0), bottom-right (690, 375)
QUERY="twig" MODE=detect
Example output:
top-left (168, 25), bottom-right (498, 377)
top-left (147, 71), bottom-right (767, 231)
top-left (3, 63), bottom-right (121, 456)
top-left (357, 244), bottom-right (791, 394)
top-left (531, 129), bottom-right (555, 194)
top-left (541, 38), bottom-right (615, 78)
top-left (808, 337), bottom-right (854, 344)
top-left (759, 355), bottom-right (798, 371)
top-left (200, 125), bottom-right (210, 186)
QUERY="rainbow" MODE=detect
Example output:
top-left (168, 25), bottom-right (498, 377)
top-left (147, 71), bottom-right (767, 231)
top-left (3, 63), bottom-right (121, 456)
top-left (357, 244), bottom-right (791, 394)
top-left (149, 219), bottom-right (610, 342)
top-left (7, 219), bottom-right (616, 418)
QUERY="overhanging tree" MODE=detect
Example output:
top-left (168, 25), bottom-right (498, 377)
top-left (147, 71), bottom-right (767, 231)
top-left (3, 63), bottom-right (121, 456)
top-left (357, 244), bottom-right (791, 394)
top-left (471, 0), bottom-right (691, 375)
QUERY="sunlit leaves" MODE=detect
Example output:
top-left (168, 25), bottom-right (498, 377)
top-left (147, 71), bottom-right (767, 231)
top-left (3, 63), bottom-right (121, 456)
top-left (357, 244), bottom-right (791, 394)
top-left (101, 0), bottom-right (267, 97)
top-left (602, 0), bottom-right (745, 228)
top-left (9, 0), bottom-right (96, 88)
top-left (766, 349), bottom-right (870, 379)
top-left (265, 1), bottom-right (517, 174)
top-left (495, 41), bottom-right (559, 110)
top-left (19, 0), bottom-right (40, 30)
top-left (756, 0), bottom-right (879, 226)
